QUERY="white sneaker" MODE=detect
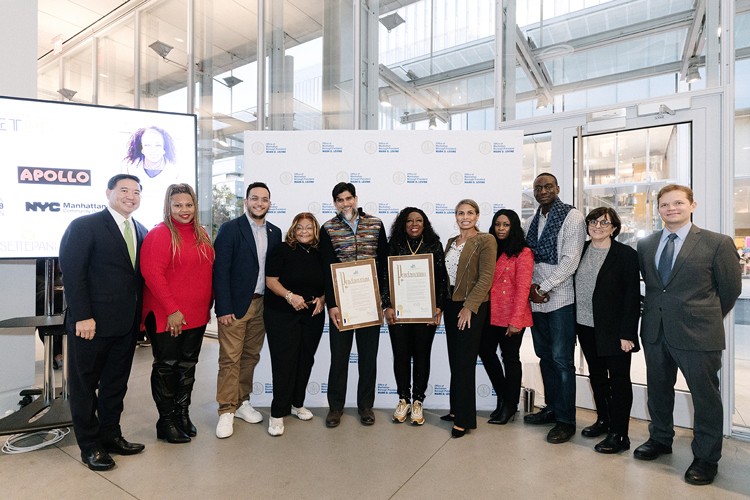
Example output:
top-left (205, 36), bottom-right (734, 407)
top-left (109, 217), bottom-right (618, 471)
top-left (291, 406), bottom-right (313, 421)
top-left (268, 417), bottom-right (284, 436)
top-left (235, 401), bottom-right (263, 424)
top-left (393, 399), bottom-right (411, 423)
top-left (411, 400), bottom-right (425, 425)
top-left (216, 412), bottom-right (234, 438)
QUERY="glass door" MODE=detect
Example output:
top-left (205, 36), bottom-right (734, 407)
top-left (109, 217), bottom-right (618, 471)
top-left (516, 93), bottom-right (726, 430)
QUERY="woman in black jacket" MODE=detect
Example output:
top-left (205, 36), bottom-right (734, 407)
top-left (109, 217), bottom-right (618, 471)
top-left (574, 207), bottom-right (640, 454)
top-left (382, 207), bottom-right (449, 426)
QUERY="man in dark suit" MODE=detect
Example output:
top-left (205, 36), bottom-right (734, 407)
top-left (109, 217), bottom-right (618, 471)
top-left (636, 184), bottom-right (741, 485)
top-left (213, 182), bottom-right (281, 438)
top-left (59, 174), bottom-right (148, 471)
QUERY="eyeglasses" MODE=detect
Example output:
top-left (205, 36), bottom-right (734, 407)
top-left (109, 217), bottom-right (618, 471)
top-left (588, 220), bottom-right (613, 228)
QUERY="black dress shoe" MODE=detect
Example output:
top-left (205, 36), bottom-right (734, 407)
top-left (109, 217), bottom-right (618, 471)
top-left (546, 422), bottom-right (576, 444)
top-left (489, 405), bottom-right (517, 425)
top-left (524, 407), bottom-right (555, 425)
top-left (451, 426), bottom-right (467, 438)
top-left (157, 418), bottom-right (191, 444)
top-left (326, 409), bottom-right (343, 428)
top-left (581, 419), bottom-right (609, 438)
top-left (102, 436), bottom-right (145, 456)
top-left (633, 438), bottom-right (672, 461)
top-left (81, 448), bottom-right (115, 471)
top-left (440, 413), bottom-right (455, 422)
top-left (684, 459), bottom-right (718, 485)
top-left (358, 408), bottom-right (375, 426)
top-left (594, 433), bottom-right (630, 454)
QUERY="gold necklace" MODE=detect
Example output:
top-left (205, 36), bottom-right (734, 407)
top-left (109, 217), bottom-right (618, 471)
top-left (407, 237), bottom-right (423, 255)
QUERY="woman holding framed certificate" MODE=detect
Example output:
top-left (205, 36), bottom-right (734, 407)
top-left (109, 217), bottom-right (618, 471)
top-left (442, 199), bottom-right (497, 438)
top-left (479, 209), bottom-right (534, 425)
top-left (382, 208), bottom-right (449, 426)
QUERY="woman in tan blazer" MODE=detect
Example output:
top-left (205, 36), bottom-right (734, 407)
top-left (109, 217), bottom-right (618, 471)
top-left (441, 199), bottom-right (496, 437)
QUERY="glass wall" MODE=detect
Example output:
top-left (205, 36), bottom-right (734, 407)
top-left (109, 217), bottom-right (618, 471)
top-left (35, 0), bottom-right (747, 435)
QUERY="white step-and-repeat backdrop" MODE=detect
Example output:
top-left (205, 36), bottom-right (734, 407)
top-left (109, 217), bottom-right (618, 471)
top-left (243, 130), bottom-right (529, 410)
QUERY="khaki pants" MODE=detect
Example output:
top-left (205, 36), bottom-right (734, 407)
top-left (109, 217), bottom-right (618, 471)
top-left (216, 298), bottom-right (265, 414)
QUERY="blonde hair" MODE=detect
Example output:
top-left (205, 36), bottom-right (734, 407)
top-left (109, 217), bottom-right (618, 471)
top-left (162, 183), bottom-right (214, 262)
top-left (285, 212), bottom-right (321, 249)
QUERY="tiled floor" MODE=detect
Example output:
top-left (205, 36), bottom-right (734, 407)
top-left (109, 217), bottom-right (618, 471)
top-left (2, 338), bottom-right (750, 499)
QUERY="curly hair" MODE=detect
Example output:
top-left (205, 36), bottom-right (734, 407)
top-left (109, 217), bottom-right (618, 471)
top-left (489, 209), bottom-right (527, 258)
top-left (123, 126), bottom-right (176, 164)
top-left (285, 212), bottom-right (321, 249)
top-left (388, 207), bottom-right (440, 246)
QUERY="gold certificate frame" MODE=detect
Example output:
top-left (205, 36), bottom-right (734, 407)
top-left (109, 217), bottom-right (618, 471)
top-left (388, 254), bottom-right (436, 323)
top-left (331, 258), bottom-right (384, 331)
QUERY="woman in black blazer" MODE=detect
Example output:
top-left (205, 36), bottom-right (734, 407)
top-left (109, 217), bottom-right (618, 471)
top-left (574, 207), bottom-right (640, 454)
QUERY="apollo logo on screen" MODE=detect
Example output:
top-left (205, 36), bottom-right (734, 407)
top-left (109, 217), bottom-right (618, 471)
top-left (18, 167), bottom-right (91, 186)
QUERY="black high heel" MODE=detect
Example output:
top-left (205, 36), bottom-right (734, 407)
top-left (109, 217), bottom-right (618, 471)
top-left (451, 426), bottom-right (467, 438)
top-left (489, 406), bottom-right (517, 425)
top-left (440, 413), bottom-right (455, 422)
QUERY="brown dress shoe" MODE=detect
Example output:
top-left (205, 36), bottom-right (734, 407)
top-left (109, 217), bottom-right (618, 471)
top-left (326, 409), bottom-right (343, 428)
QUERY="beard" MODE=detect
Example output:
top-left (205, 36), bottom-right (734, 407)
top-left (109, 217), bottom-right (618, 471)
top-left (339, 207), bottom-right (357, 221)
top-left (249, 209), bottom-right (268, 220)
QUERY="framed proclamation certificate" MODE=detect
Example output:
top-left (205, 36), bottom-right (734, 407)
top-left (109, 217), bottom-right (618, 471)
top-left (387, 254), bottom-right (436, 323)
top-left (331, 259), bottom-right (384, 331)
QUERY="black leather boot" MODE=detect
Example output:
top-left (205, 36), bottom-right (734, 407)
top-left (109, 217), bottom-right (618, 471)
top-left (174, 394), bottom-right (197, 437)
top-left (156, 415), bottom-right (191, 444)
top-left (489, 405), bottom-right (517, 425)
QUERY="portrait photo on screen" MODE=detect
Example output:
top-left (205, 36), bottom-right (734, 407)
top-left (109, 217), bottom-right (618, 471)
top-left (0, 96), bottom-right (197, 259)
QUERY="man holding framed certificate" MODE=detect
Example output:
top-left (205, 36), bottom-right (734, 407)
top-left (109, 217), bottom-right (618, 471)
top-left (319, 182), bottom-right (388, 428)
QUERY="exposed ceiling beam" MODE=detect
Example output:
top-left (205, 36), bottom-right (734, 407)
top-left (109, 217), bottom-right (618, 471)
top-left (379, 64), bottom-right (449, 122)
top-left (679, 0), bottom-right (706, 80)
top-left (515, 26), bottom-right (553, 101)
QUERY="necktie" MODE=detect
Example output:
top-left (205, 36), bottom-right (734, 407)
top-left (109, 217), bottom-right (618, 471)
top-left (124, 219), bottom-right (136, 268)
top-left (658, 233), bottom-right (677, 285)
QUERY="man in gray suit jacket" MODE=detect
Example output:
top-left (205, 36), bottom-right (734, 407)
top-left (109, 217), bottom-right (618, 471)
top-left (636, 184), bottom-right (741, 486)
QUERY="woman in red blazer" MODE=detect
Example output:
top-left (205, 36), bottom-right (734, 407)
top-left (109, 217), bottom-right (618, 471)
top-left (140, 183), bottom-right (214, 443)
top-left (479, 209), bottom-right (534, 425)
top-left (575, 207), bottom-right (640, 454)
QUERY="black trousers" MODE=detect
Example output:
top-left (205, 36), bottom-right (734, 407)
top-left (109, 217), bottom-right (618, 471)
top-left (478, 322), bottom-right (525, 410)
top-left (67, 329), bottom-right (137, 454)
top-left (147, 317), bottom-right (206, 417)
top-left (327, 322), bottom-right (380, 410)
top-left (576, 323), bottom-right (633, 435)
top-left (444, 300), bottom-right (488, 430)
top-left (388, 322), bottom-right (437, 403)
top-left (265, 308), bottom-right (324, 418)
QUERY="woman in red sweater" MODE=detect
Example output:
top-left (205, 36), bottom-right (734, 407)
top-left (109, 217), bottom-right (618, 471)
top-left (479, 209), bottom-right (534, 425)
top-left (141, 183), bottom-right (214, 443)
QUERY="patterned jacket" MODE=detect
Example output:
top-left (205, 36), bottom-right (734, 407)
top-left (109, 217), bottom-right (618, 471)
top-left (319, 208), bottom-right (388, 309)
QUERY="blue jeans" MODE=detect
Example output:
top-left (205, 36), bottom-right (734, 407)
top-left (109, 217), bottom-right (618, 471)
top-left (531, 304), bottom-right (576, 424)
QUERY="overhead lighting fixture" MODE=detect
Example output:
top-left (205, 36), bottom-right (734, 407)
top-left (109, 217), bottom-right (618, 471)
top-left (405, 69), bottom-right (419, 81)
top-left (686, 64), bottom-right (701, 84)
top-left (428, 115), bottom-right (437, 130)
top-left (379, 89), bottom-right (391, 107)
top-left (149, 40), bottom-right (174, 59)
top-left (379, 13), bottom-right (405, 32)
top-left (535, 93), bottom-right (549, 109)
top-left (222, 75), bottom-right (243, 88)
top-left (57, 88), bottom-right (77, 101)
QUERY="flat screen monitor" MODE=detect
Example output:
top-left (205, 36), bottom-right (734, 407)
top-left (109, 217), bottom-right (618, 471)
top-left (0, 96), bottom-right (197, 259)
